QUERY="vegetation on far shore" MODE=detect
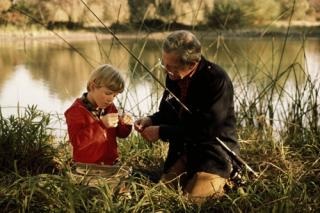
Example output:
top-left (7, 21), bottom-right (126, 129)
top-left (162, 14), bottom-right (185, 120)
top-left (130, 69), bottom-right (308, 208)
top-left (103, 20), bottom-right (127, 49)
top-left (1, 0), bottom-right (320, 41)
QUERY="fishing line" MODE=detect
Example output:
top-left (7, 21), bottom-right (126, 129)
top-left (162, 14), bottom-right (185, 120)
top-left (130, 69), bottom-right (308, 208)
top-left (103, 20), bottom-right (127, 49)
top-left (80, 0), bottom-right (191, 114)
top-left (13, 1), bottom-right (190, 114)
top-left (12, 5), bottom-right (131, 107)
top-left (80, 0), bottom-right (257, 178)
top-left (12, 5), bottom-right (97, 69)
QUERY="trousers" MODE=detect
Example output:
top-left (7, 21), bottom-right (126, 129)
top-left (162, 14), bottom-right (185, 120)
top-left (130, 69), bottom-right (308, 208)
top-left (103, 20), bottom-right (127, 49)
top-left (160, 155), bottom-right (226, 203)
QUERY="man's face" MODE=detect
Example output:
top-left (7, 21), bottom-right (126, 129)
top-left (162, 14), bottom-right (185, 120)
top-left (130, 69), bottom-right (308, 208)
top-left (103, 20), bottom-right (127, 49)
top-left (161, 51), bottom-right (196, 80)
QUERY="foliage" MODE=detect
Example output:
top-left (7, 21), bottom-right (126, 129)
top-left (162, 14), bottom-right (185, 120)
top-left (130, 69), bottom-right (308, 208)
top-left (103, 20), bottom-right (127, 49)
top-left (0, 105), bottom-right (59, 175)
top-left (0, 118), bottom-right (319, 211)
top-left (0, 0), bottom-right (11, 13)
top-left (249, 0), bottom-right (281, 24)
top-left (0, 0), bottom-right (11, 25)
top-left (0, 2), bottom-right (320, 210)
top-left (280, 0), bottom-right (312, 20)
top-left (207, 0), bottom-right (252, 29)
top-left (157, 0), bottom-right (174, 17)
top-left (128, 0), bottom-right (154, 24)
top-left (1, 0), bottom-right (319, 29)
top-left (12, 0), bottom-right (52, 24)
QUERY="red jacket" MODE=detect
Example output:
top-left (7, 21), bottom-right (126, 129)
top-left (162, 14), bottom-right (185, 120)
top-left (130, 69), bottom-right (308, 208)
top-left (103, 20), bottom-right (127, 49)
top-left (64, 98), bottom-right (132, 165)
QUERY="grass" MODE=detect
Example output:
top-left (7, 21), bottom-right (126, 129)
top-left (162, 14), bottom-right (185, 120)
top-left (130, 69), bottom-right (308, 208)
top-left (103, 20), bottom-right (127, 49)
top-left (0, 36), bottom-right (320, 213)
top-left (0, 42), bottom-right (319, 213)
top-left (1, 3), bottom-right (319, 211)
top-left (0, 76), bottom-right (319, 212)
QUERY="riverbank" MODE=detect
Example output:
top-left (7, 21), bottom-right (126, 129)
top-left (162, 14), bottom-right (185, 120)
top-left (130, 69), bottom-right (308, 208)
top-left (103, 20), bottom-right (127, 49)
top-left (0, 29), bottom-right (175, 43)
top-left (1, 99), bottom-right (319, 212)
top-left (1, 23), bottom-right (320, 43)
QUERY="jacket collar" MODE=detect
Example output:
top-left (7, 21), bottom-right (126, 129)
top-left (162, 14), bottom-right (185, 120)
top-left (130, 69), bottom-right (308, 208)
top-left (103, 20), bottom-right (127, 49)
top-left (80, 93), bottom-right (106, 117)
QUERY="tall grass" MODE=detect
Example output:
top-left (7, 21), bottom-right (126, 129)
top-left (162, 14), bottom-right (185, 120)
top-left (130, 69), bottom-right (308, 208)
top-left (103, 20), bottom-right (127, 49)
top-left (0, 105), bottom-right (59, 175)
top-left (0, 66), bottom-right (319, 212)
top-left (1, 2), bottom-right (319, 212)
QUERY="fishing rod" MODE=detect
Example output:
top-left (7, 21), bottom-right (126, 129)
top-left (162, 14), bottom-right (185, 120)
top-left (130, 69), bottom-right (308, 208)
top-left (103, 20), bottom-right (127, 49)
top-left (14, 4), bottom-right (256, 180)
top-left (79, 0), bottom-right (191, 114)
top-left (80, 1), bottom-right (259, 179)
top-left (216, 137), bottom-right (259, 179)
top-left (13, 1), bottom-right (190, 114)
top-left (12, 5), bottom-right (131, 107)
top-left (81, 1), bottom-right (260, 182)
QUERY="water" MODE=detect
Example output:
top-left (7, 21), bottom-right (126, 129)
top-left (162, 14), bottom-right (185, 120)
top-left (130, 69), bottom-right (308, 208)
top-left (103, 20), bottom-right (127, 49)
top-left (0, 35), bottom-right (319, 133)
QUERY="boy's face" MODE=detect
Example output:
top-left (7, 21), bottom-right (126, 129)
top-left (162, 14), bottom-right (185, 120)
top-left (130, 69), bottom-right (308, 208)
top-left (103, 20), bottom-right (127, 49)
top-left (90, 85), bottom-right (118, 108)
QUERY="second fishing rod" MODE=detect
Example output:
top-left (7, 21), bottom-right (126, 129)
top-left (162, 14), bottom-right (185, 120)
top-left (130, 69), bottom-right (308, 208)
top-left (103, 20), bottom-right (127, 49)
top-left (80, 0), bottom-right (191, 115)
top-left (80, 0), bottom-right (258, 179)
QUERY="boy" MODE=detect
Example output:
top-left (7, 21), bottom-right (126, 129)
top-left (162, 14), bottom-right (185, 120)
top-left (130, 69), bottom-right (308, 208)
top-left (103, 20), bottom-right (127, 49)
top-left (65, 64), bottom-right (132, 167)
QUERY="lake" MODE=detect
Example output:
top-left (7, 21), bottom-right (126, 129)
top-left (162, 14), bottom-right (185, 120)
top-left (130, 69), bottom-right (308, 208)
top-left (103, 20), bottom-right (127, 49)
top-left (0, 33), bottom-right (319, 134)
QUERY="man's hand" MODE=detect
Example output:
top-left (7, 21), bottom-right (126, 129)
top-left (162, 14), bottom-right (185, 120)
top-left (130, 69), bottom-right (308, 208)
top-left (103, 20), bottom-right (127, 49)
top-left (134, 117), bottom-right (152, 132)
top-left (141, 126), bottom-right (160, 142)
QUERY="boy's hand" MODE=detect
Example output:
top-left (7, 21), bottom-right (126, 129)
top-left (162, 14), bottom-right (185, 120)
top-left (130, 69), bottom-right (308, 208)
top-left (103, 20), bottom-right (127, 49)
top-left (100, 113), bottom-right (119, 128)
top-left (119, 113), bottom-right (133, 125)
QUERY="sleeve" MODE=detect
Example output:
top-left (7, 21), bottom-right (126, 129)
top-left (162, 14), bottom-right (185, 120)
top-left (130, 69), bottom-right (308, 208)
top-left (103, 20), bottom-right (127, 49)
top-left (189, 76), bottom-right (232, 128)
top-left (65, 106), bottom-right (107, 150)
top-left (160, 73), bottom-right (234, 142)
top-left (116, 124), bottom-right (132, 138)
top-left (149, 89), bottom-right (181, 125)
top-left (107, 104), bottom-right (132, 138)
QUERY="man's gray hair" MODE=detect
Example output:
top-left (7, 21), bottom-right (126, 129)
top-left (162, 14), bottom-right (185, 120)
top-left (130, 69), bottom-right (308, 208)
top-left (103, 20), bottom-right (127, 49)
top-left (162, 30), bottom-right (201, 65)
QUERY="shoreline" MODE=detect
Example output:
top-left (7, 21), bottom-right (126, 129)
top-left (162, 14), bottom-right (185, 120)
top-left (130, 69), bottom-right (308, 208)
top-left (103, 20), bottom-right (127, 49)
top-left (1, 25), bottom-right (320, 43)
top-left (0, 31), bottom-right (175, 43)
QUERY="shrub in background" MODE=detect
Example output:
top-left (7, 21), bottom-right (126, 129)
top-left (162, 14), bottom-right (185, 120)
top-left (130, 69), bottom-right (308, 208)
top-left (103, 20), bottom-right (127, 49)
top-left (208, 0), bottom-right (251, 29)
top-left (0, 105), bottom-right (58, 175)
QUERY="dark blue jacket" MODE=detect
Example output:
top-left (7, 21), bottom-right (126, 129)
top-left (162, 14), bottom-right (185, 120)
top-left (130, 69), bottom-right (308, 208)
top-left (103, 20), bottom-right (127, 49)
top-left (150, 56), bottom-right (239, 178)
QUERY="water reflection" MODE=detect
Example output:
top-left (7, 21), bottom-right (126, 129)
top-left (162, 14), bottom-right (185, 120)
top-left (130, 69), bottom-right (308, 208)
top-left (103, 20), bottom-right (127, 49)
top-left (0, 37), bottom-right (318, 120)
top-left (0, 65), bottom-right (69, 114)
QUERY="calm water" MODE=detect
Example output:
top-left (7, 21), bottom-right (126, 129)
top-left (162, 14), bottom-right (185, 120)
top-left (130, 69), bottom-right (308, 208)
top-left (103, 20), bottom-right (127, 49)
top-left (0, 35), bottom-right (319, 131)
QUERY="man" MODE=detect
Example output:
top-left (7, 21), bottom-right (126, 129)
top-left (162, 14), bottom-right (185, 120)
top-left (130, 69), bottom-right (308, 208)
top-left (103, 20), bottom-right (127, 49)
top-left (134, 30), bottom-right (239, 203)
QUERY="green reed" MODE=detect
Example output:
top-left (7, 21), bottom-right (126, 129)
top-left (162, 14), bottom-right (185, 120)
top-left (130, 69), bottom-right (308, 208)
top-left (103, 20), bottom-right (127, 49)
top-left (1, 1), bottom-right (319, 211)
top-left (0, 52), bottom-right (319, 212)
top-left (0, 105), bottom-right (59, 176)
top-left (0, 100), bottom-right (319, 212)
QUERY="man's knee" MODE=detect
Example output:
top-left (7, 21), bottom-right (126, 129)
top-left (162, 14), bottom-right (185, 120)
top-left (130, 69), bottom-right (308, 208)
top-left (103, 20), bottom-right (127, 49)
top-left (160, 155), bottom-right (187, 188)
top-left (183, 172), bottom-right (226, 200)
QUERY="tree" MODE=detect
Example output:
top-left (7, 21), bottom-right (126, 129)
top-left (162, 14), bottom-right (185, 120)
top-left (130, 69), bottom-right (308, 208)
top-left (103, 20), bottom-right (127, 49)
top-left (280, 0), bottom-right (311, 20)
top-left (309, 0), bottom-right (320, 20)
top-left (0, 0), bottom-right (11, 12)
top-left (0, 0), bottom-right (12, 24)
top-left (128, 0), bottom-right (154, 24)
top-left (208, 0), bottom-right (251, 29)
top-left (249, 0), bottom-right (281, 24)
top-left (11, 0), bottom-right (53, 24)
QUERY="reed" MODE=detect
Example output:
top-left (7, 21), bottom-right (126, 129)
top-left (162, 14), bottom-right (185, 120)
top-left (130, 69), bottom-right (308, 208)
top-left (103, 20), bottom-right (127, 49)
top-left (0, 93), bottom-right (319, 212)
top-left (0, 1), bottom-right (319, 212)
top-left (0, 105), bottom-right (59, 176)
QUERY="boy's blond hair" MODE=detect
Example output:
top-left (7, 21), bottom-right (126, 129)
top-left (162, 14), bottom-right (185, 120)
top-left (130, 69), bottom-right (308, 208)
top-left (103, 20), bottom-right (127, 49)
top-left (87, 64), bottom-right (125, 93)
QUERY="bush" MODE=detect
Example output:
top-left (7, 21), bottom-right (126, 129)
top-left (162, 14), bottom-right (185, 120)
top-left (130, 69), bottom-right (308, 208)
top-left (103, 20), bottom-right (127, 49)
top-left (0, 105), bottom-right (59, 175)
top-left (208, 1), bottom-right (251, 29)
